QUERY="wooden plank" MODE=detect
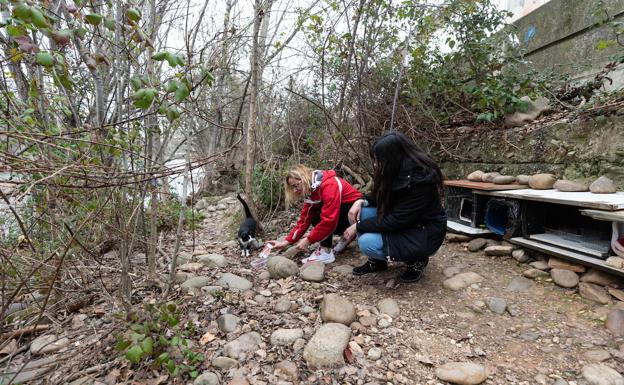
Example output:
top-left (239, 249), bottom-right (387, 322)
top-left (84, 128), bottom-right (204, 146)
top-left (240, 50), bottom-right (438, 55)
top-left (510, 237), bottom-right (624, 277)
top-left (581, 209), bottom-right (624, 223)
top-left (447, 220), bottom-right (492, 235)
top-left (476, 189), bottom-right (624, 211)
top-left (528, 233), bottom-right (610, 258)
top-left (444, 180), bottom-right (527, 191)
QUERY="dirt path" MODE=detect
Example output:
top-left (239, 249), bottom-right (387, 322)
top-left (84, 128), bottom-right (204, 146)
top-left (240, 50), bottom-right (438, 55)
top-left (4, 194), bottom-right (623, 385)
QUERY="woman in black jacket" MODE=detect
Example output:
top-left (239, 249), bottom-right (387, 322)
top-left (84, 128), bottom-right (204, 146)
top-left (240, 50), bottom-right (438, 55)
top-left (343, 131), bottom-right (447, 282)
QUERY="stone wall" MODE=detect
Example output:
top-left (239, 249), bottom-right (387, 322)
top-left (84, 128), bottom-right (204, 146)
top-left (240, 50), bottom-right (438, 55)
top-left (437, 113), bottom-right (624, 188)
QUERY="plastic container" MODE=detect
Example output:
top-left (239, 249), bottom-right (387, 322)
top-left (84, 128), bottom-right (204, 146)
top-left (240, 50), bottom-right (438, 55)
top-left (251, 243), bottom-right (273, 269)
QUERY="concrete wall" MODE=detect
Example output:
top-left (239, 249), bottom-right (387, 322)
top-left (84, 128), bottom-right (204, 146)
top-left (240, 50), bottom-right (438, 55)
top-left (514, 0), bottom-right (624, 89)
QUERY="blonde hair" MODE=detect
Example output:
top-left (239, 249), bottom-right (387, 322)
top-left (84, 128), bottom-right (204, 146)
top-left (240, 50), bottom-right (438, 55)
top-left (284, 164), bottom-right (313, 208)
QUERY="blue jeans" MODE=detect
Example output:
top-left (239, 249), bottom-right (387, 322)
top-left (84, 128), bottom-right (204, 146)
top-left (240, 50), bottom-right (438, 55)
top-left (357, 207), bottom-right (386, 261)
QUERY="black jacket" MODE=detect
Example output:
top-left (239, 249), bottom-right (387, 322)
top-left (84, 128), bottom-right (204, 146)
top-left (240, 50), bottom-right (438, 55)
top-left (356, 159), bottom-right (447, 263)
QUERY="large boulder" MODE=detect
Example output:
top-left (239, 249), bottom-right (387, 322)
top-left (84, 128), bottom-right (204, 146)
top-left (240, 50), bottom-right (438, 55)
top-left (435, 362), bottom-right (488, 385)
top-left (504, 96), bottom-right (550, 128)
top-left (553, 180), bottom-right (588, 192)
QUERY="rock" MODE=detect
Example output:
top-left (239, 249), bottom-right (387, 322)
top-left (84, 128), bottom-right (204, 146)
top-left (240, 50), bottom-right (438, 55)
top-left (590, 176), bottom-right (617, 194)
top-left (4, 302), bottom-right (27, 318)
top-left (519, 331), bottom-right (539, 341)
top-left (333, 265), bottom-right (354, 275)
top-left (30, 335), bottom-right (70, 355)
top-left (516, 175), bottom-right (530, 185)
top-left (581, 269), bottom-right (622, 288)
top-left (468, 238), bottom-right (488, 252)
top-left (377, 314), bottom-right (392, 328)
top-left (376, 298), bottom-right (400, 318)
top-left (270, 328), bottom-right (304, 346)
top-left (606, 310), bottom-right (624, 337)
top-left (300, 262), bottom-right (325, 282)
top-left (223, 332), bottom-right (262, 360)
top-left (467, 171), bottom-right (485, 182)
top-left (258, 271), bottom-right (271, 280)
top-left (212, 356), bottom-right (239, 370)
top-left (504, 96), bottom-right (550, 128)
top-left (443, 272), bottom-right (483, 291)
top-left (523, 268), bottom-right (550, 279)
top-left (482, 172), bottom-right (501, 183)
top-left (550, 269), bottom-right (579, 288)
top-left (609, 288), bottom-right (624, 301)
top-left (447, 233), bottom-right (472, 242)
top-left (554, 179), bottom-right (588, 192)
top-left (303, 323), bottom-right (351, 368)
top-left (486, 297), bottom-right (507, 314)
top-left (0, 355), bottom-right (62, 384)
top-left (274, 297), bottom-right (292, 313)
top-left (181, 276), bottom-right (212, 290)
top-left (435, 362), bottom-right (488, 385)
top-left (528, 173), bottom-right (557, 190)
top-left (217, 273), bottom-right (252, 291)
top-left (367, 347), bottom-right (382, 360)
top-left (254, 294), bottom-right (269, 305)
top-left (504, 277), bottom-right (535, 292)
top-left (320, 294), bottom-right (356, 325)
top-left (282, 246), bottom-right (301, 259)
top-left (193, 372), bottom-right (221, 385)
top-left (216, 203), bottom-right (227, 210)
top-left (443, 266), bottom-right (463, 278)
top-left (293, 338), bottom-right (306, 353)
top-left (274, 360), bottom-right (299, 381)
top-left (493, 175), bottom-right (516, 185)
top-left (530, 261), bottom-right (549, 271)
top-left (217, 314), bottom-right (241, 333)
top-left (548, 257), bottom-right (586, 272)
top-left (579, 283), bottom-right (613, 305)
top-left (348, 341), bottom-right (364, 358)
top-left (606, 257), bottom-right (624, 269)
top-left (484, 245), bottom-right (513, 256)
top-left (511, 249), bottom-right (530, 263)
top-left (267, 256), bottom-right (299, 279)
top-left (581, 363), bottom-right (624, 385)
top-left (585, 350), bottom-right (612, 362)
top-left (227, 377), bottom-right (249, 385)
top-left (198, 254), bottom-right (228, 268)
top-left (202, 286), bottom-right (224, 296)
top-left (553, 379), bottom-right (568, 385)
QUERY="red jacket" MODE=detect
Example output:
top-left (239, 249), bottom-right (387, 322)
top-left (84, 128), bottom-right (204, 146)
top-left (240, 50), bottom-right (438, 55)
top-left (286, 170), bottom-right (362, 244)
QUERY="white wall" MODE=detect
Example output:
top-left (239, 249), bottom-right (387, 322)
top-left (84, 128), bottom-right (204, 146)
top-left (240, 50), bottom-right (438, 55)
top-left (495, 0), bottom-right (552, 21)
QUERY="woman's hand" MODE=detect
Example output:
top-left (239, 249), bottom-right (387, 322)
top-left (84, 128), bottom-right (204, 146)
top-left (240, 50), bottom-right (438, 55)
top-left (268, 240), bottom-right (290, 250)
top-left (295, 237), bottom-right (311, 251)
top-left (343, 223), bottom-right (358, 241)
top-left (348, 199), bottom-right (364, 224)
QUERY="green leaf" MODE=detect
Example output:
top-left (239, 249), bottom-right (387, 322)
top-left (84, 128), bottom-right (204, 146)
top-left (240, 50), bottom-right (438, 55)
top-left (597, 40), bottom-right (609, 50)
top-left (74, 28), bottom-right (88, 39)
top-left (166, 360), bottom-right (176, 374)
top-left (35, 52), bottom-right (54, 67)
top-left (127, 8), bottom-right (141, 22)
top-left (140, 337), bottom-right (153, 355)
top-left (85, 13), bottom-right (103, 26)
top-left (125, 345), bottom-right (144, 364)
top-left (156, 352), bottom-right (169, 364)
top-left (166, 106), bottom-right (181, 121)
top-left (174, 83), bottom-right (190, 103)
top-left (190, 371), bottom-right (199, 379)
top-left (152, 51), bottom-right (169, 61)
top-left (130, 76), bottom-right (142, 91)
top-left (104, 18), bottom-right (116, 31)
top-left (12, 4), bottom-right (32, 21)
top-left (115, 337), bottom-right (131, 351)
top-left (30, 8), bottom-right (48, 29)
top-left (166, 80), bottom-right (178, 93)
top-left (132, 88), bottom-right (157, 109)
top-left (6, 25), bottom-right (25, 37)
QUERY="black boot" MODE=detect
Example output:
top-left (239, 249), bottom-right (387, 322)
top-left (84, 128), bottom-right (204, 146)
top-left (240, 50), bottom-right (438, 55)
top-left (399, 260), bottom-right (428, 283)
top-left (353, 259), bottom-right (388, 276)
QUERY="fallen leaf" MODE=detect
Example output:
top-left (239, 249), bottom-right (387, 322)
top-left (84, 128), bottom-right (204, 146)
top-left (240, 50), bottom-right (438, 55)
top-left (0, 339), bottom-right (18, 355)
top-left (343, 346), bottom-right (355, 364)
top-left (199, 331), bottom-right (216, 345)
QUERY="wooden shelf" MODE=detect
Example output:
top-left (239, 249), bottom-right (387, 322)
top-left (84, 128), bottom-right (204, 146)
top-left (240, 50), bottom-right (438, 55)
top-left (476, 189), bottom-right (624, 211)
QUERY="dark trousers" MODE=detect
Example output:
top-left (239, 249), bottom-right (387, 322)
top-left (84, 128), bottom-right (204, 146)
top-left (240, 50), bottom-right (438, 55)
top-left (311, 203), bottom-right (353, 248)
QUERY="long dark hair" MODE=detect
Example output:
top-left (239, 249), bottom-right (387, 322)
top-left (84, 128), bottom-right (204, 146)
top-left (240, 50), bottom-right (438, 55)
top-left (371, 131), bottom-right (444, 218)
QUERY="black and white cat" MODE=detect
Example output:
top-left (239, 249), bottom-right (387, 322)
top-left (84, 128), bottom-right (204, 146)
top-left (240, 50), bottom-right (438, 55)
top-left (237, 193), bottom-right (260, 257)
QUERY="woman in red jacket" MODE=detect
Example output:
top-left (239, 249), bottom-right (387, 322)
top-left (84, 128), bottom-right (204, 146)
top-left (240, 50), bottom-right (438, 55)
top-left (268, 165), bottom-right (363, 264)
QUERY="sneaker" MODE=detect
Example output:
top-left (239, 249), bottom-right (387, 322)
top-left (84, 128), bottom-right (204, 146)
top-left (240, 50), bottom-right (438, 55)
top-left (399, 261), bottom-right (427, 283)
top-left (301, 247), bottom-right (335, 264)
top-left (352, 259), bottom-right (388, 276)
top-left (332, 235), bottom-right (353, 254)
